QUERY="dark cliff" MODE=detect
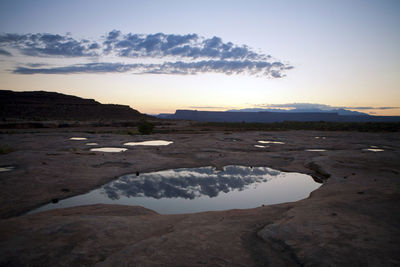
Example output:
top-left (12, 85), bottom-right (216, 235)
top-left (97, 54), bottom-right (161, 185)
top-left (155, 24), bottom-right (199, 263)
top-left (0, 90), bottom-right (147, 121)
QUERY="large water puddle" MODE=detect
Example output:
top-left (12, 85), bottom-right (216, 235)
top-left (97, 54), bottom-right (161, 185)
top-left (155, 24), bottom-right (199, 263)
top-left (29, 166), bottom-right (321, 215)
top-left (90, 147), bottom-right (127, 153)
top-left (124, 140), bottom-right (173, 146)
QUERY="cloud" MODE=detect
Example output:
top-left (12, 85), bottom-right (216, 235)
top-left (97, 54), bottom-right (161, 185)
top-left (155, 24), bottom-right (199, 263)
top-left (341, 106), bottom-right (400, 110)
top-left (25, 63), bottom-right (49, 67)
top-left (13, 60), bottom-right (290, 77)
top-left (258, 103), bottom-right (334, 110)
top-left (13, 63), bottom-right (134, 74)
top-left (188, 106), bottom-right (228, 109)
top-left (255, 103), bottom-right (400, 111)
top-left (106, 32), bottom-right (263, 60)
top-left (0, 48), bottom-right (12, 56)
top-left (1, 31), bottom-right (292, 77)
top-left (0, 33), bottom-right (100, 57)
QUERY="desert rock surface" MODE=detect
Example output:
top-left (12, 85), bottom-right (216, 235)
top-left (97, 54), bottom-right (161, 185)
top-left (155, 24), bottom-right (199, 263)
top-left (0, 130), bottom-right (399, 266)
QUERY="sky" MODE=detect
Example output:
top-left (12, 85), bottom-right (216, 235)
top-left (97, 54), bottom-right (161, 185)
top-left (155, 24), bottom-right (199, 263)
top-left (0, 0), bottom-right (399, 115)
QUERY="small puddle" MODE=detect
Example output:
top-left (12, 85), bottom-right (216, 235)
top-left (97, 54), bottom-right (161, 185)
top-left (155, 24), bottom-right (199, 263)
top-left (254, 145), bottom-right (268, 148)
top-left (86, 143), bottom-right (98, 146)
top-left (70, 137), bottom-right (87, 140)
top-left (90, 147), bottom-right (127, 153)
top-left (0, 166), bottom-right (14, 172)
top-left (124, 140), bottom-right (173, 146)
top-left (363, 148), bottom-right (384, 152)
top-left (223, 137), bottom-right (242, 142)
top-left (306, 149), bottom-right (327, 152)
top-left (258, 140), bottom-right (285, 144)
top-left (29, 165), bottom-right (321, 215)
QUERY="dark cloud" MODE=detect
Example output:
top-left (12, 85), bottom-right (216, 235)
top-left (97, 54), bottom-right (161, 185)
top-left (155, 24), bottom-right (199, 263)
top-left (107, 32), bottom-right (262, 60)
top-left (0, 33), bottom-right (100, 57)
top-left (145, 60), bottom-right (290, 77)
top-left (2, 31), bottom-right (292, 77)
top-left (0, 48), bottom-right (12, 56)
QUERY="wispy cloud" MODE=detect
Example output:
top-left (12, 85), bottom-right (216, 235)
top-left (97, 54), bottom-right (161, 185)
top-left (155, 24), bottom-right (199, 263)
top-left (188, 106), bottom-right (230, 109)
top-left (255, 103), bottom-right (400, 110)
top-left (1, 31), bottom-right (292, 77)
top-left (341, 106), bottom-right (400, 110)
top-left (0, 48), bottom-right (12, 56)
top-left (13, 60), bottom-right (287, 77)
top-left (13, 63), bottom-right (133, 74)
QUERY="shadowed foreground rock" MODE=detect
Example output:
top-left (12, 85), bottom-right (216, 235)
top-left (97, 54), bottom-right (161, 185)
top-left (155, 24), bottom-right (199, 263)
top-left (0, 130), bottom-right (399, 266)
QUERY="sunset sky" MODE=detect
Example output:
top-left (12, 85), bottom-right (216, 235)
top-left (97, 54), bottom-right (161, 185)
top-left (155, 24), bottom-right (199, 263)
top-left (0, 0), bottom-right (399, 115)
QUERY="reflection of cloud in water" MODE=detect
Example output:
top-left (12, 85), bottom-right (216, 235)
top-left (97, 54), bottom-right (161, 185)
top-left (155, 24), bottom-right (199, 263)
top-left (102, 166), bottom-right (281, 200)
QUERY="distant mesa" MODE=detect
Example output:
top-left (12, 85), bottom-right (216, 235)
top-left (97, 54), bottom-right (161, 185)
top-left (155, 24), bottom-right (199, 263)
top-left (0, 90), bottom-right (148, 121)
top-left (157, 109), bottom-right (400, 123)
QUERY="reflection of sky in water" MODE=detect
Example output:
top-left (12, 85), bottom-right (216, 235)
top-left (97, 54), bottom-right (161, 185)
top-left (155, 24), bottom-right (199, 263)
top-left (69, 137), bottom-right (87, 140)
top-left (90, 147), bottom-right (127, 152)
top-left (86, 143), bottom-right (98, 146)
top-left (306, 149), bottom-right (327, 152)
top-left (363, 148), bottom-right (384, 152)
top-left (254, 145), bottom-right (268, 148)
top-left (124, 140), bottom-right (173, 146)
top-left (0, 166), bottom-right (14, 172)
top-left (29, 165), bottom-right (321, 215)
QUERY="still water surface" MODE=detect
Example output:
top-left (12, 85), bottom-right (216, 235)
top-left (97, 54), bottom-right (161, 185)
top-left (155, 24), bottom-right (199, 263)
top-left (90, 147), bottom-right (127, 152)
top-left (258, 140), bottom-right (285, 144)
top-left (124, 140), bottom-right (173, 146)
top-left (30, 165), bottom-right (321, 214)
top-left (0, 166), bottom-right (14, 172)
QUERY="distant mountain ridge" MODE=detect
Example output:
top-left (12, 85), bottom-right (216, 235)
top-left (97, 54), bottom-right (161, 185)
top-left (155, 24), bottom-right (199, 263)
top-left (0, 90), bottom-right (147, 121)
